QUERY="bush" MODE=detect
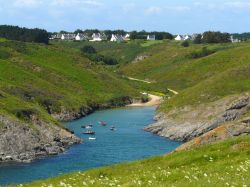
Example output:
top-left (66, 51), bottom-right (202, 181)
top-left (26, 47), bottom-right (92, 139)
top-left (80, 45), bottom-right (96, 54)
top-left (14, 109), bottom-right (36, 121)
top-left (189, 47), bottom-right (216, 59)
top-left (141, 95), bottom-right (150, 103)
top-left (181, 41), bottom-right (189, 47)
top-left (0, 49), bottom-right (11, 59)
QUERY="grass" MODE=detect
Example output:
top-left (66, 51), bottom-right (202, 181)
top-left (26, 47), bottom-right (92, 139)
top-left (120, 41), bottom-right (250, 112)
top-left (0, 39), bottom-right (139, 125)
top-left (17, 135), bottom-right (250, 187)
top-left (140, 40), bottom-right (164, 47)
top-left (51, 40), bottom-right (165, 64)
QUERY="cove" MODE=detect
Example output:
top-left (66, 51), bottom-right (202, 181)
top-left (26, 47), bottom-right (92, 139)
top-left (0, 107), bottom-right (181, 186)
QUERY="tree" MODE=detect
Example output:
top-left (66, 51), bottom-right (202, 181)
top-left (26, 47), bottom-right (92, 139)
top-left (202, 31), bottom-right (230, 43)
top-left (74, 29), bottom-right (84, 34)
top-left (193, 34), bottom-right (202, 44)
top-left (0, 25), bottom-right (49, 44)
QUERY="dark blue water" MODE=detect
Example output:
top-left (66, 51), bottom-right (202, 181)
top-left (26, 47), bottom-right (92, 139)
top-left (0, 107), bottom-right (181, 185)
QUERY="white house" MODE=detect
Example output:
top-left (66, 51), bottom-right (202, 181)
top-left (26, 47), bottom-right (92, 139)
top-left (124, 33), bottom-right (130, 41)
top-left (147, 35), bottom-right (156, 41)
top-left (90, 33), bottom-right (107, 42)
top-left (175, 35), bottom-right (184, 41)
top-left (50, 34), bottom-right (62, 40)
top-left (184, 35), bottom-right (191, 40)
top-left (110, 34), bottom-right (124, 42)
top-left (75, 33), bottom-right (88, 41)
top-left (230, 36), bottom-right (241, 43)
top-left (61, 33), bottom-right (76, 40)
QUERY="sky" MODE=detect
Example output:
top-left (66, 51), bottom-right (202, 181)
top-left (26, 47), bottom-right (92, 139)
top-left (1, 0), bottom-right (250, 34)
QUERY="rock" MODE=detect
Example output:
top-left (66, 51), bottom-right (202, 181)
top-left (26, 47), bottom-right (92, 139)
top-left (132, 55), bottom-right (150, 63)
top-left (145, 94), bottom-right (250, 142)
top-left (0, 114), bottom-right (81, 163)
top-left (227, 97), bottom-right (249, 110)
top-left (176, 122), bottom-right (250, 151)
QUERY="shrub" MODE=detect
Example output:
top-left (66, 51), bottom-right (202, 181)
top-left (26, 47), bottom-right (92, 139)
top-left (81, 45), bottom-right (96, 54)
top-left (14, 109), bottom-right (37, 121)
top-left (0, 48), bottom-right (11, 59)
top-left (189, 47), bottom-right (216, 59)
top-left (141, 95), bottom-right (150, 103)
top-left (181, 41), bottom-right (189, 47)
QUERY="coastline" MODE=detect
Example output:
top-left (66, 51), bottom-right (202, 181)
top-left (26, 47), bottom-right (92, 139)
top-left (144, 94), bottom-right (250, 148)
top-left (127, 94), bottom-right (163, 107)
top-left (0, 96), bottom-right (133, 163)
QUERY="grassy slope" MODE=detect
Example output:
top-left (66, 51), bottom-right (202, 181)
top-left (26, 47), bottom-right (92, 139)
top-left (52, 40), bottom-right (165, 64)
top-left (0, 39), bottom-right (138, 124)
top-left (20, 135), bottom-right (250, 187)
top-left (120, 41), bottom-right (250, 111)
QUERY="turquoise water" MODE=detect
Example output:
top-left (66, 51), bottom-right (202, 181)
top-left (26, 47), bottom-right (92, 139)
top-left (0, 107), bottom-right (181, 185)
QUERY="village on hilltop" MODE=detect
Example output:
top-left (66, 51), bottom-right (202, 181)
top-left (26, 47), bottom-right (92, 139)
top-left (50, 32), bottom-right (241, 43)
top-left (50, 32), bottom-right (157, 42)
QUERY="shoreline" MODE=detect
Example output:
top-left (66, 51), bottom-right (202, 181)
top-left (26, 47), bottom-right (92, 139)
top-left (127, 94), bottom-right (163, 107)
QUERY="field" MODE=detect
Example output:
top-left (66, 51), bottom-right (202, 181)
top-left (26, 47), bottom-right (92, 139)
top-left (19, 135), bottom-right (250, 187)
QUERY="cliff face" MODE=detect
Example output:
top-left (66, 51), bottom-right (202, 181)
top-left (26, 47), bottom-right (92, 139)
top-left (145, 94), bottom-right (250, 145)
top-left (0, 114), bottom-right (81, 162)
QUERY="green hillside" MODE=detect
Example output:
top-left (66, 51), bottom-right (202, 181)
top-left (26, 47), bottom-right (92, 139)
top-left (120, 41), bottom-right (250, 111)
top-left (52, 40), bottom-right (165, 65)
top-left (0, 39), bottom-right (138, 124)
top-left (20, 135), bottom-right (250, 187)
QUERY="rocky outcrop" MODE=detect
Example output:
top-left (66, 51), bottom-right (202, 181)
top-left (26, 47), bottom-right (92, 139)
top-left (52, 97), bottom-right (133, 121)
top-left (132, 55), bottom-right (150, 63)
top-left (52, 106), bottom-right (94, 121)
top-left (145, 94), bottom-right (250, 142)
top-left (176, 121), bottom-right (250, 151)
top-left (0, 115), bottom-right (80, 163)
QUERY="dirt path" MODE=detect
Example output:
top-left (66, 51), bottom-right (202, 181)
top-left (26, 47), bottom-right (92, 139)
top-left (126, 76), bottom-right (179, 95)
top-left (127, 94), bottom-right (163, 107)
top-left (126, 77), bottom-right (152, 84)
top-left (167, 88), bottom-right (179, 95)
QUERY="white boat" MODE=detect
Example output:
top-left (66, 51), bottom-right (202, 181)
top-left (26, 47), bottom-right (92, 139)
top-left (89, 137), bottom-right (96, 140)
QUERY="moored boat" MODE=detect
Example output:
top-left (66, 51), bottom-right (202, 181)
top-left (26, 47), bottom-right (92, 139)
top-left (99, 121), bottom-right (107, 126)
top-left (82, 130), bottom-right (95, 135)
top-left (110, 126), bottom-right (116, 131)
top-left (81, 124), bottom-right (93, 129)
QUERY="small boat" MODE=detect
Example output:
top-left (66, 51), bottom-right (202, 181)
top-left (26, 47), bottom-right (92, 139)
top-left (89, 137), bottom-right (96, 140)
top-left (81, 124), bottom-right (93, 129)
top-left (110, 126), bottom-right (116, 131)
top-left (85, 125), bottom-right (92, 129)
top-left (99, 121), bottom-right (107, 126)
top-left (82, 130), bottom-right (95, 135)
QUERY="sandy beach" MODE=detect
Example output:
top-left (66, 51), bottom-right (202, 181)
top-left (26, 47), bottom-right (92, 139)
top-left (127, 94), bottom-right (163, 107)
